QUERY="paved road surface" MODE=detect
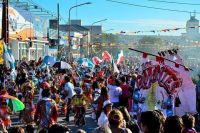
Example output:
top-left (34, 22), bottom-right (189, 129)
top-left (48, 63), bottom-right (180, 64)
top-left (11, 108), bottom-right (98, 133)
top-left (10, 95), bottom-right (98, 133)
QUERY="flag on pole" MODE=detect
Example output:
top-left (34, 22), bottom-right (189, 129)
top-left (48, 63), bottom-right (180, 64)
top-left (92, 56), bottom-right (102, 65)
top-left (2, 40), bottom-right (16, 79)
top-left (111, 56), bottom-right (119, 74)
top-left (3, 41), bottom-right (12, 63)
top-left (3, 41), bottom-right (15, 69)
top-left (102, 51), bottom-right (112, 62)
top-left (117, 50), bottom-right (124, 64)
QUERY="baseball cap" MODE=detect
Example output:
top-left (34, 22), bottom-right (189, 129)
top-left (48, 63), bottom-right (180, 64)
top-left (103, 100), bottom-right (113, 108)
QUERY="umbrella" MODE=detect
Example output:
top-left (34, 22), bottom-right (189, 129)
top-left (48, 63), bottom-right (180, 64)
top-left (76, 58), bottom-right (94, 68)
top-left (0, 93), bottom-right (25, 111)
top-left (32, 76), bottom-right (38, 86)
top-left (53, 61), bottom-right (72, 69)
top-left (38, 63), bottom-right (47, 71)
top-left (43, 55), bottom-right (57, 66)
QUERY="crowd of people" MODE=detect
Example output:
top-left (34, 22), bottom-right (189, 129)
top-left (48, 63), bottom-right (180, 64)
top-left (0, 58), bottom-right (198, 133)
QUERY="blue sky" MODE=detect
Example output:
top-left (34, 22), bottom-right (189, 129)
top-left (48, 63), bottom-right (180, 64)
top-left (33, 0), bottom-right (200, 35)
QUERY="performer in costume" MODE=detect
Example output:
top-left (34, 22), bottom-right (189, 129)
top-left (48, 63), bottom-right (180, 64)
top-left (21, 81), bottom-right (35, 124)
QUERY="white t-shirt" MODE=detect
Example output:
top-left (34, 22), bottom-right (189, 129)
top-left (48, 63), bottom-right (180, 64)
top-left (64, 82), bottom-right (75, 99)
top-left (107, 84), bottom-right (122, 103)
top-left (98, 112), bottom-right (109, 127)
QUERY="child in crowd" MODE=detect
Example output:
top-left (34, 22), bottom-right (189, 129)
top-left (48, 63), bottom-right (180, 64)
top-left (182, 114), bottom-right (197, 133)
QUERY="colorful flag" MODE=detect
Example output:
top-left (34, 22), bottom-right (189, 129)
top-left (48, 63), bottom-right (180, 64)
top-left (92, 56), bottom-right (102, 65)
top-left (3, 41), bottom-right (12, 63)
top-left (111, 56), bottom-right (119, 74)
top-left (117, 50), bottom-right (124, 64)
top-left (102, 51), bottom-right (112, 62)
top-left (3, 41), bottom-right (15, 69)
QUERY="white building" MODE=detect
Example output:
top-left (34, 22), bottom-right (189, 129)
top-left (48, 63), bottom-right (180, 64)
top-left (182, 14), bottom-right (200, 40)
top-left (0, 6), bottom-right (49, 61)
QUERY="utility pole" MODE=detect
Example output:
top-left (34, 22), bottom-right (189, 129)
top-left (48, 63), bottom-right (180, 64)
top-left (68, 2), bottom-right (92, 60)
top-left (89, 19), bottom-right (107, 58)
top-left (2, 0), bottom-right (9, 45)
top-left (57, 3), bottom-right (60, 51)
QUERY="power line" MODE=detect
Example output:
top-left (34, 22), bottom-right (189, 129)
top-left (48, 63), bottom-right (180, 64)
top-left (27, 0), bottom-right (67, 22)
top-left (28, 0), bottom-right (56, 16)
top-left (147, 0), bottom-right (200, 6)
top-left (106, 0), bottom-right (200, 14)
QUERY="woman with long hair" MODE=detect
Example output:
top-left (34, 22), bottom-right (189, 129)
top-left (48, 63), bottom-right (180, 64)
top-left (119, 106), bottom-right (140, 133)
top-left (107, 78), bottom-right (122, 108)
top-left (93, 86), bottom-right (109, 120)
top-left (98, 100), bottom-right (113, 127)
top-left (108, 109), bottom-right (132, 133)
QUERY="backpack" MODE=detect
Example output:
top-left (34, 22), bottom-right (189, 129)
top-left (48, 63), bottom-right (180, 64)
top-left (120, 84), bottom-right (131, 98)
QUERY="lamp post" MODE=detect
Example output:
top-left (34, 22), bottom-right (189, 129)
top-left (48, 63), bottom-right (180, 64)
top-left (57, 3), bottom-right (60, 52)
top-left (2, 0), bottom-right (9, 46)
top-left (104, 28), bottom-right (114, 33)
top-left (68, 2), bottom-right (91, 59)
top-left (89, 19), bottom-right (107, 57)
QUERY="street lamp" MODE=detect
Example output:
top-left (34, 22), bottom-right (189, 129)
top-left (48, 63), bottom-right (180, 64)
top-left (89, 18), bottom-right (107, 57)
top-left (68, 2), bottom-right (92, 59)
top-left (103, 28), bottom-right (114, 33)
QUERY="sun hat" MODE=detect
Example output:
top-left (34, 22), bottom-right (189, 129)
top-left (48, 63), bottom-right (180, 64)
top-left (103, 100), bottom-right (113, 108)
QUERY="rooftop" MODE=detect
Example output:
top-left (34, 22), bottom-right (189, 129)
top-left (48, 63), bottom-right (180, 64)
top-left (188, 16), bottom-right (199, 22)
top-left (59, 24), bottom-right (90, 32)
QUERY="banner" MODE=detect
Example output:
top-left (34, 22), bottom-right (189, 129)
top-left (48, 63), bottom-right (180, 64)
top-left (0, 40), bottom-right (4, 64)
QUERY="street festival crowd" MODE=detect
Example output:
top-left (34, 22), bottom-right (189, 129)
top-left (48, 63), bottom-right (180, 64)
top-left (0, 49), bottom-right (199, 133)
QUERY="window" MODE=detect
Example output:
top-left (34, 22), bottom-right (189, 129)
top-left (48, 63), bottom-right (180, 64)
top-left (29, 49), bottom-right (37, 60)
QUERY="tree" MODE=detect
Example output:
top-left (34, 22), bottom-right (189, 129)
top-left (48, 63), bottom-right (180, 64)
top-left (139, 36), bottom-right (162, 44)
top-left (135, 36), bottom-right (164, 54)
top-left (101, 33), bottom-right (119, 44)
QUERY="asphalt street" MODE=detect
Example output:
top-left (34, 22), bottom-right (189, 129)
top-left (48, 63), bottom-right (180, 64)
top-left (10, 95), bottom-right (98, 133)
top-left (11, 108), bottom-right (98, 133)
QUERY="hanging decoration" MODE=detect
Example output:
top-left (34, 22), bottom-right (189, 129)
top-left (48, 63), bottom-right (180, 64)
top-left (118, 26), bottom-right (200, 35)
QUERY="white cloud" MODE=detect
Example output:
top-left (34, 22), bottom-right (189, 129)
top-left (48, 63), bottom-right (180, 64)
top-left (109, 19), bottom-right (185, 27)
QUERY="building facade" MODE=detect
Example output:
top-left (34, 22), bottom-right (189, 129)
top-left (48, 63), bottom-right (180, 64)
top-left (182, 14), bottom-right (200, 40)
top-left (0, 6), bottom-right (49, 61)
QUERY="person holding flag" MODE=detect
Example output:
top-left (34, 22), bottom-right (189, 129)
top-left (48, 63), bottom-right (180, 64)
top-left (117, 50), bottom-right (125, 65)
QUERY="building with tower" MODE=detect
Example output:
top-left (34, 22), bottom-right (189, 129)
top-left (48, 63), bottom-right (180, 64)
top-left (182, 13), bottom-right (200, 40)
